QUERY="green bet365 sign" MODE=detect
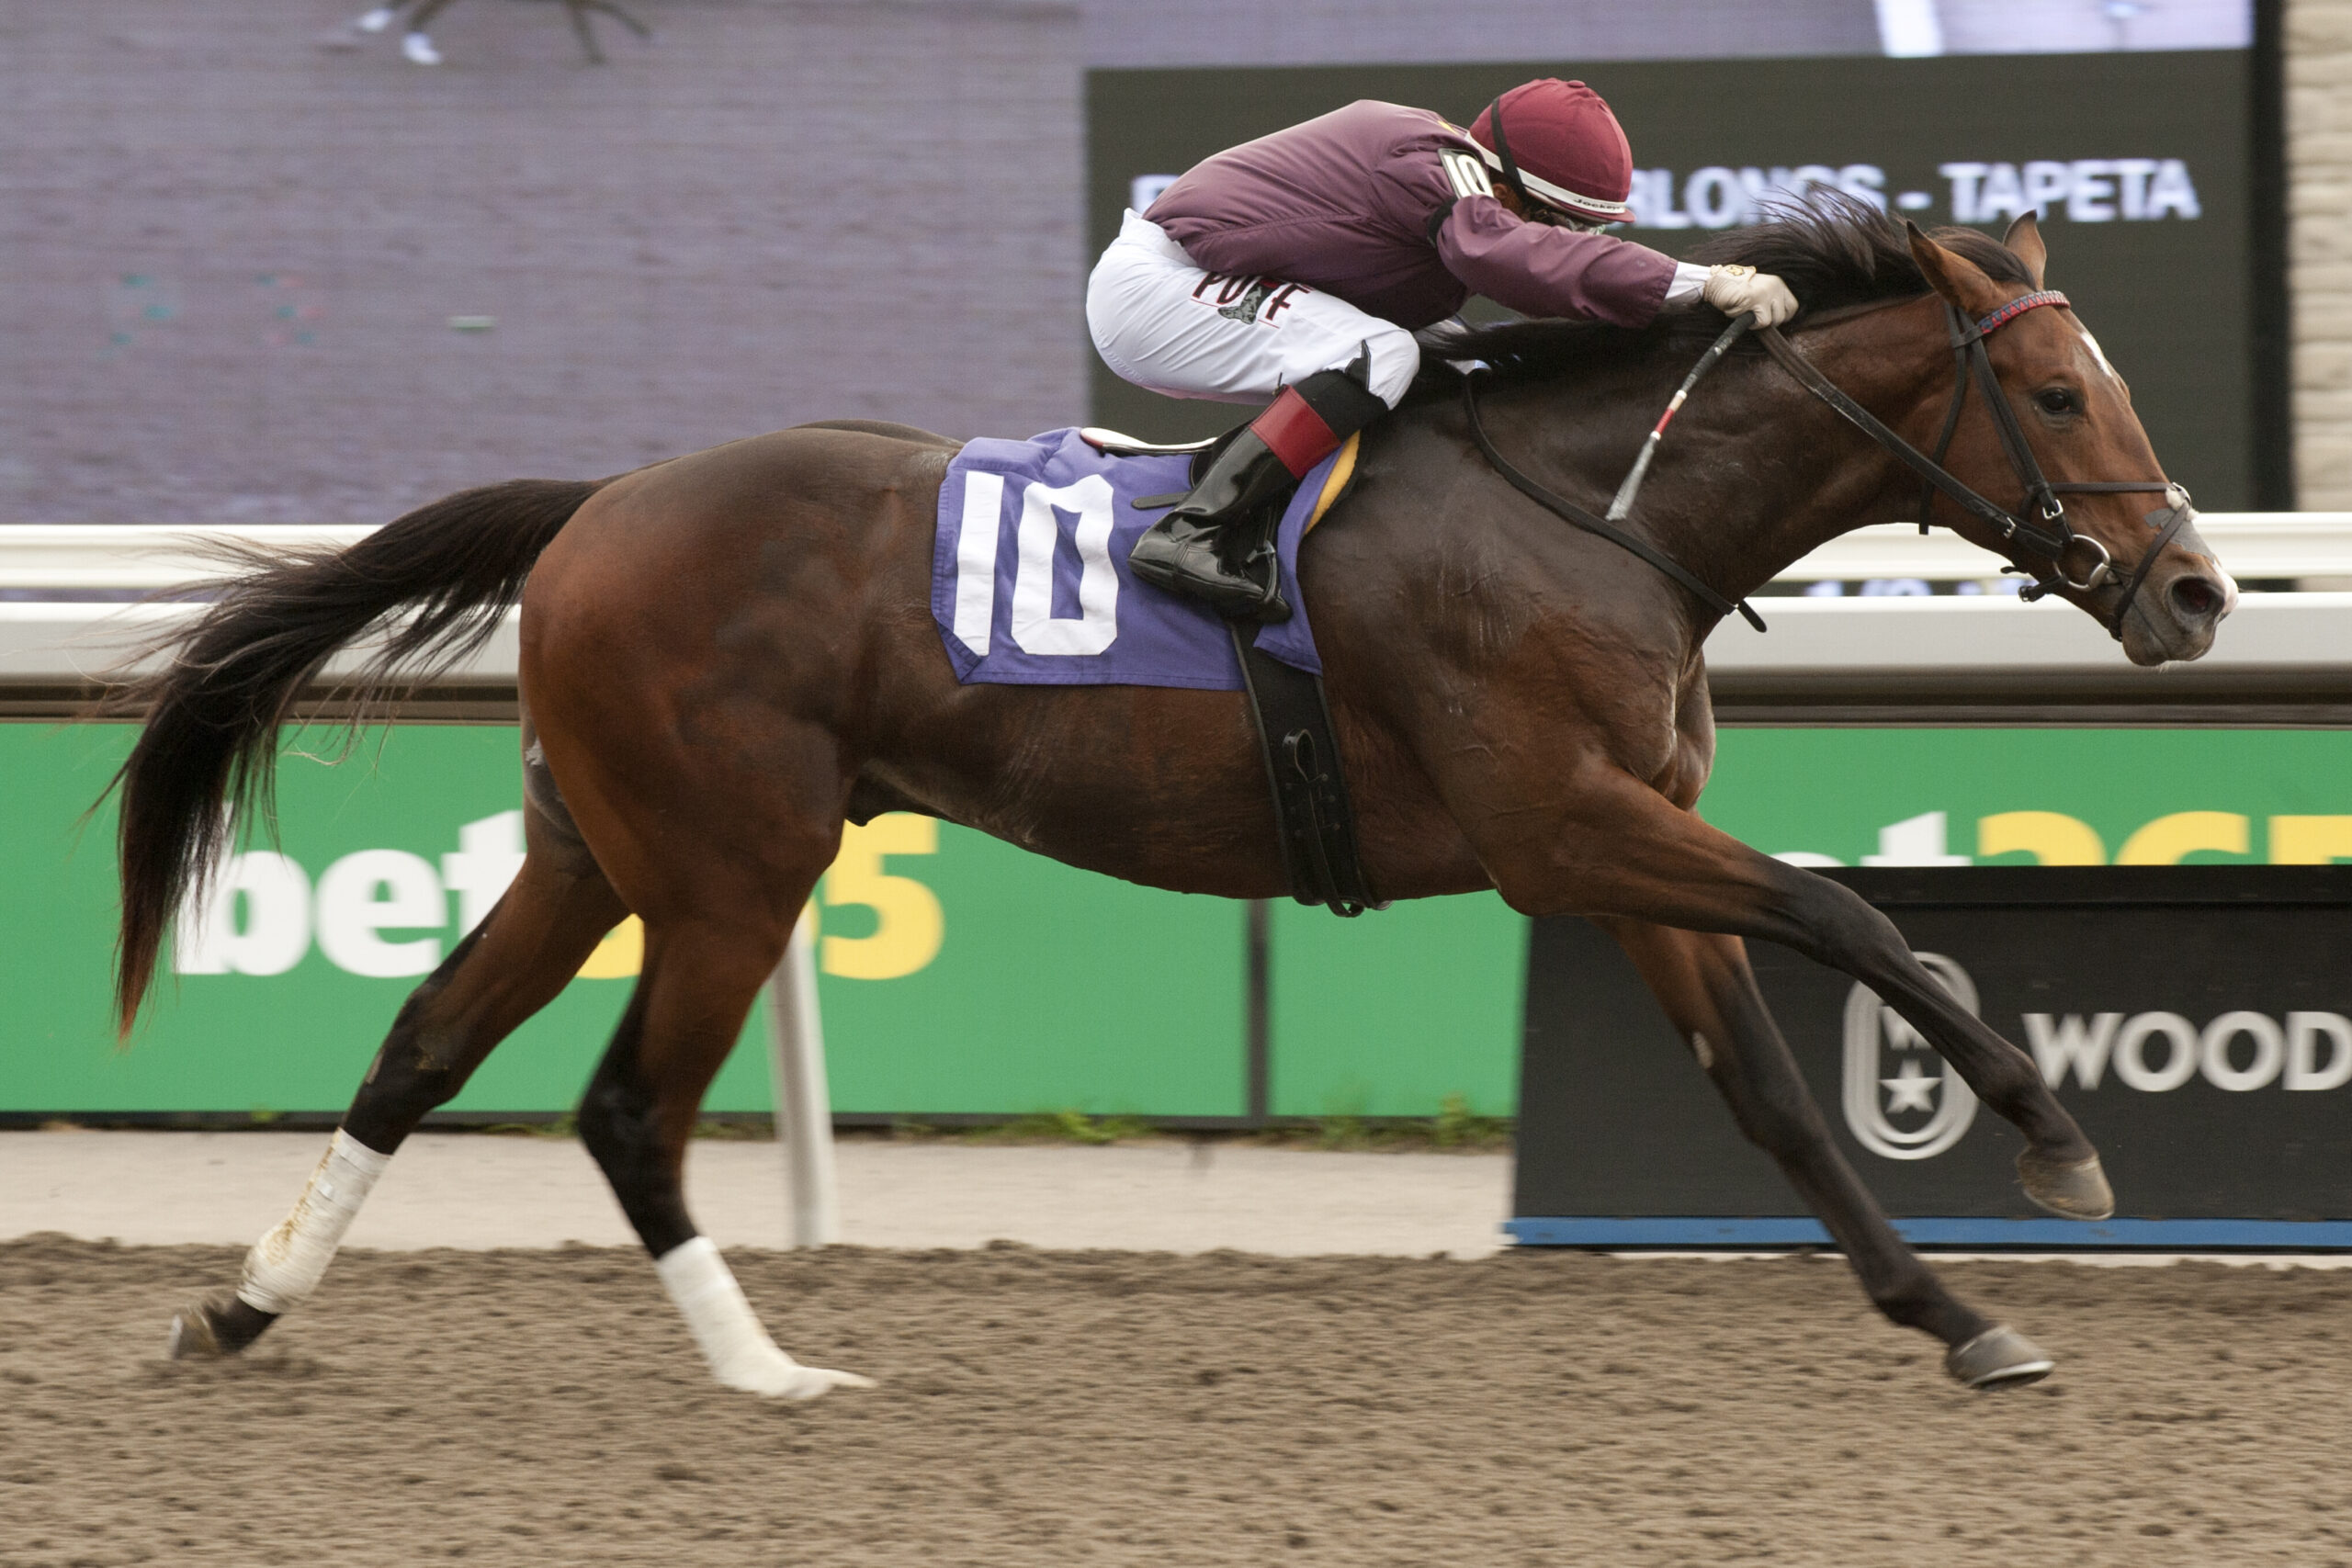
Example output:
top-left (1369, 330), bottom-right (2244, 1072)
top-left (0, 725), bottom-right (2345, 1119)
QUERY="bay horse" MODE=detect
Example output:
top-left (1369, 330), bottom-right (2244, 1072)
top-left (117, 205), bottom-right (2232, 1398)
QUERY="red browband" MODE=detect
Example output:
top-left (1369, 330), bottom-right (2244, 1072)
top-left (1973, 289), bottom-right (2070, 337)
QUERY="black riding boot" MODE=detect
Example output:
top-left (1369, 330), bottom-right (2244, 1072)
top-left (1128, 356), bottom-right (1390, 625)
top-left (1128, 432), bottom-right (1299, 622)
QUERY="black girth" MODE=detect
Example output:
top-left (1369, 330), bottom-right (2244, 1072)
top-left (1227, 621), bottom-right (1385, 918)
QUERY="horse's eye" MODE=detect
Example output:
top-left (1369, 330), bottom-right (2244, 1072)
top-left (2036, 388), bottom-right (2078, 416)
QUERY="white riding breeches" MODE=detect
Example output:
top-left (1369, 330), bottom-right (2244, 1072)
top-left (1087, 211), bottom-right (1421, 410)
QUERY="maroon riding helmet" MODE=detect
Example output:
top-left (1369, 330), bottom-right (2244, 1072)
top-left (1467, 79), bottom-right (1634, 228)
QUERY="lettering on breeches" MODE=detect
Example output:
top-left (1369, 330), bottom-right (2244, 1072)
top-left (1192, 273), bottom-right (1312, 326)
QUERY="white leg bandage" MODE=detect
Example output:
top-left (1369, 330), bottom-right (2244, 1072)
top-left (235, 1130), bottom-right (391, 1315)
top-left (654, 1235), bottom-right (874, 1401)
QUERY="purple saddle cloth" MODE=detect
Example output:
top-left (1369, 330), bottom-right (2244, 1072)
top-left (931, 427), bottom-right (1332, 689)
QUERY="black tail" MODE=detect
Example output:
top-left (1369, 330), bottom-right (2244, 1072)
top-left (109, 477), bottom-right (602, 1034)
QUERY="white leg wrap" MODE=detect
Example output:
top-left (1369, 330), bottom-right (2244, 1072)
top-left (653, 1235), bottom-right (874, 1401)
top-left (234, 1130), bottom-right (391, 1316)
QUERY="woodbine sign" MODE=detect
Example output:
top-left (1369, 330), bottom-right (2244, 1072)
top-left (1514, 868), bottom-right (2352, 1248)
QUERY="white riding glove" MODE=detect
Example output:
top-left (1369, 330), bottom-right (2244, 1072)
top-left (1700, 264), bottom-right (1799, 328)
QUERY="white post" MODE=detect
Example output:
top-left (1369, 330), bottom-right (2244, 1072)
top-left (763, 907), bottom-right (838, 1247)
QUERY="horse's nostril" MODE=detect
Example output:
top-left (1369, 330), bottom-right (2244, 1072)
top-left (2169, 575), bottom-right (2222, 621)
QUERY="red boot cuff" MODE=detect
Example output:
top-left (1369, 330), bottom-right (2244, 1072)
top-left (1249, 388), bottom-right (1342, 479)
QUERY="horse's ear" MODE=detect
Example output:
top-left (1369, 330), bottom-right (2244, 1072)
top-left (1905, 220), bottom-right (2009, 315)
top-left (2001, 211), bottom-right (2048, 288)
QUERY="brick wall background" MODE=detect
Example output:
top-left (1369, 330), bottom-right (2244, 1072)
top-left (2292, 0), bottom-right (2352, 508)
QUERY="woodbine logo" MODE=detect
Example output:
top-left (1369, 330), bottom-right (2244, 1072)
top-left (1843, 953), bottom-right (1980, 1161)
top-left (1847, 955), bottom-right (2352, 1162)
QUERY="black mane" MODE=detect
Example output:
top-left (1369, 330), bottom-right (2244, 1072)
top-left (1410, 193), bottom-right (2033, 396)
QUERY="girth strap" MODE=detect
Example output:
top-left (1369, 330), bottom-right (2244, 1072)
top-left (1226, 623), bottom-right (1385, 918)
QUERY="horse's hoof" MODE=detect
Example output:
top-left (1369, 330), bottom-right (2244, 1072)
top-left (166, 1301), bottom-right (229, 1360)
top-left (791, 1366), bottom-right (878, 1400)
top-left (2017, 1149), bottom-right (2115, 1220)
top-left (712, 1345), bottom-right (876, 1401)
top-left (1945, 1325), bottom-right (2055, 1390)
top-left (726, 1364), bottom-right (876, 1402)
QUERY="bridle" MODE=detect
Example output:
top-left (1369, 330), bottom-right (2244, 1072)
top-left (1757, 290), bottom-right (2196, 640)
top-left (1462, 289), bottom-right (2199, 643)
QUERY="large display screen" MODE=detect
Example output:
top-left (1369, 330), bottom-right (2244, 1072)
top-left (1088, 49), bottom-right (2281, 509)
top-left (5, 3), bottom-right (2269, 526)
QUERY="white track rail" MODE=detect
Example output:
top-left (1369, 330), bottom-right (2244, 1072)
top-left (0, 525), bottom-right (377, 592)
top-left (1, 518), bottom-right (2348, 723)
top-left (1776, 513), bottom-right (2352, 583)
top-left (2, 514), bottom-right (2343, 591)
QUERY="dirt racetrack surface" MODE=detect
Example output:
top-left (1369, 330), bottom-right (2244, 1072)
top-left (3, 1236), bottom-right (2347, 1566)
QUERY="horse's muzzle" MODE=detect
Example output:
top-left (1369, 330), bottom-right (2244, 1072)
top-left (2120, 549), bottom-right (2234, 666)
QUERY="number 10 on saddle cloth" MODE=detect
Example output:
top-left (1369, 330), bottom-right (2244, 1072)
top-left (931, 427), bottom-right (1353, 689)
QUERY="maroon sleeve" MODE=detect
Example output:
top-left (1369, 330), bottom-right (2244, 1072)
top-left (1433, 196), bottom-right (1678, 329)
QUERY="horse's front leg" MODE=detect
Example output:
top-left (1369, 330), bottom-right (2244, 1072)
top-left (1481, 762), bottom-right (2111, 1222)
top-left (1592, 916), bottom-right (2053, 1386)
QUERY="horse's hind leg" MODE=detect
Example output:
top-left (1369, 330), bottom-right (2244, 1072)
top-left (572, 872), bottom-right (872, 1400)
top-left (167, 792), bottom-right (627, 1359)
top-left (1596, 919), bottom-right (2053, 1388)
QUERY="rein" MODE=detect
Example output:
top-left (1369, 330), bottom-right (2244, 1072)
top-left (1461, 317), bottom-right (1769, 633)
top-left (1462, 289), bottom-right (2196, 643)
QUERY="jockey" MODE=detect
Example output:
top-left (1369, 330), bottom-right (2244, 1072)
top-left (1090, 79), bottom-right (1800, 623)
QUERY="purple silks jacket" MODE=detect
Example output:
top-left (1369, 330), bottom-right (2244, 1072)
top-left (1146, 99), bottom-right (1677, 332)
top-left (1143, 99), bottom-right (1674, 333)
